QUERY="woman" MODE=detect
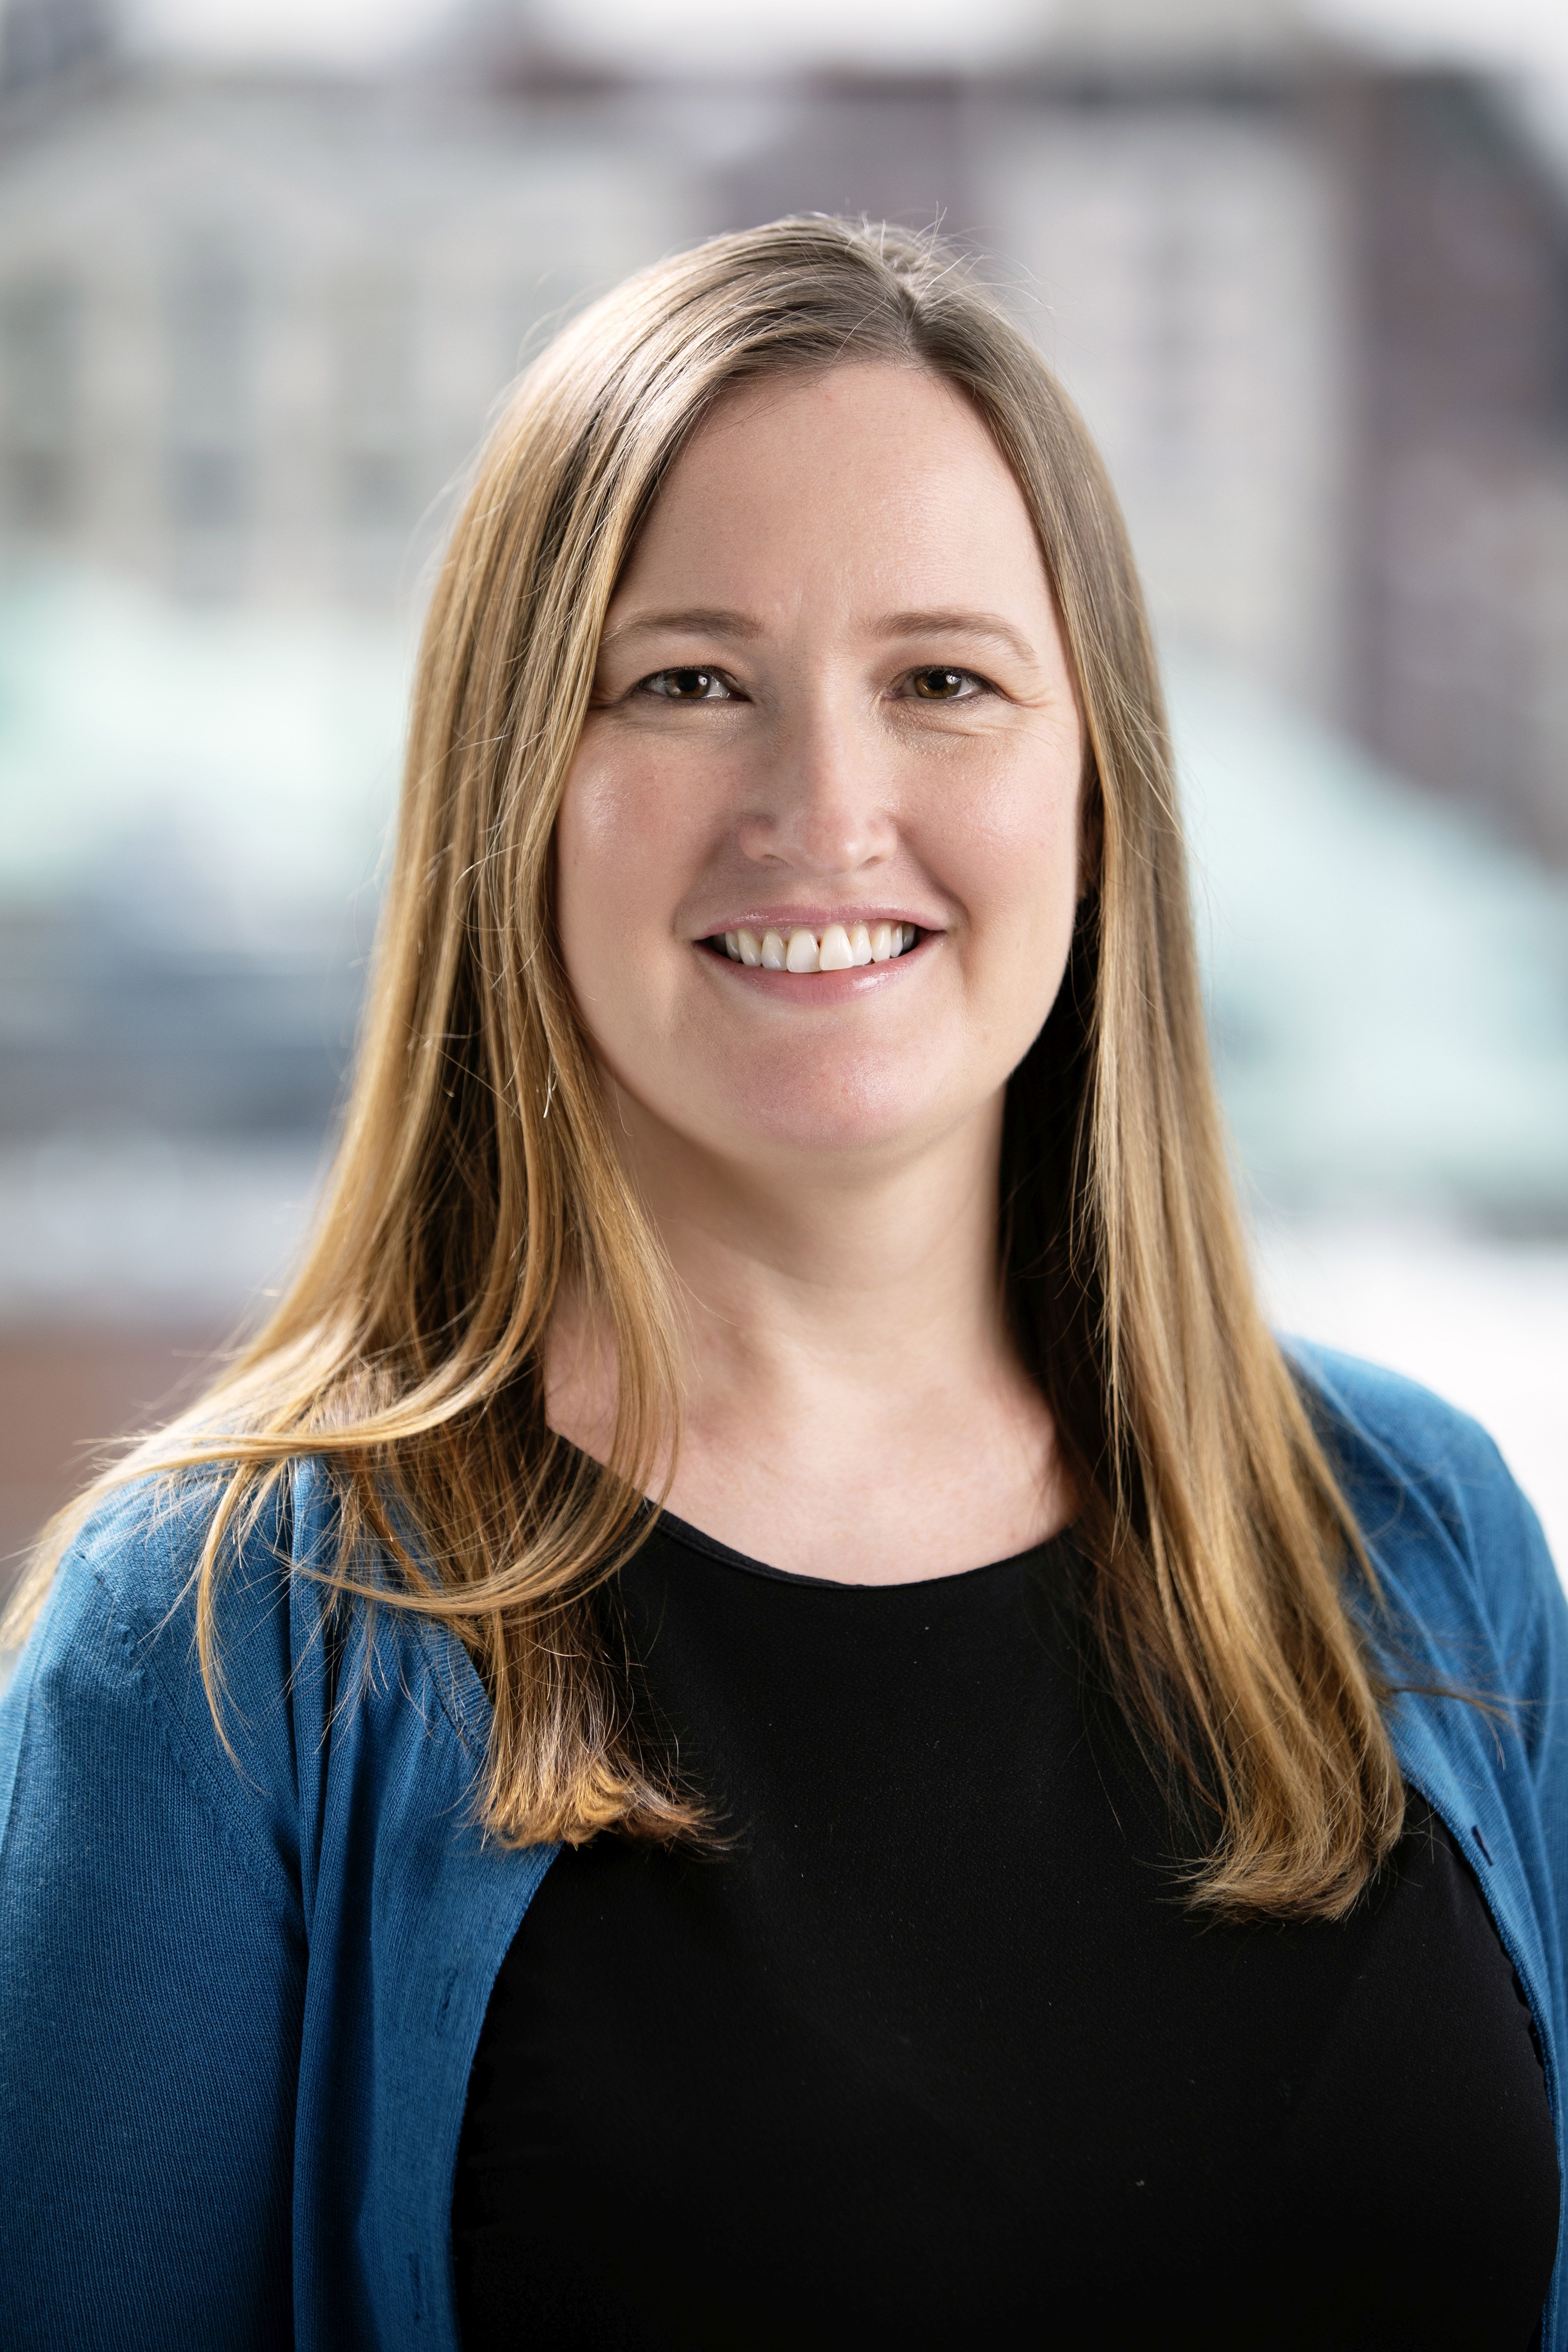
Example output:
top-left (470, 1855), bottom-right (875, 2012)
top-left (1, 219), bottom-right (1563, 2351)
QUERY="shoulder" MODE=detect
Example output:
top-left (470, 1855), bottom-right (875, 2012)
top-left (26, 1453), bottom-right (341, 1704)
top-left (1286, 1340), bottom-right (1519, 1525)
top-left (3, 1457), bottom-right (348, 1907)
top-left (1284, 1339), bottom-right (1559, 1669)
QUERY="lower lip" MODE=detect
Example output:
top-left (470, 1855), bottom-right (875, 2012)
top-left (699, 934), bottom-right (934, 1002)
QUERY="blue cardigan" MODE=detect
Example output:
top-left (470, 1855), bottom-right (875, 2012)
top-left (2, 1344), bottom-right (1565, 2350)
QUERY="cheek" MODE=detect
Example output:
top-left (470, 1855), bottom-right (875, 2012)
top-left (554, 760), bottom-right (649, 1059)
top-left (554, 745), bottom-right (722, 1080)
top-left (557, 757), bottom-right (658, 941)
top-left (946, 747), bottom-right (1082, 940)
top-left (556, 755), bottom-right (685, 993)
top-left (557, 734), bottom-right (733, 939)
top-left (940, 759), bottom-right (1083, 1070)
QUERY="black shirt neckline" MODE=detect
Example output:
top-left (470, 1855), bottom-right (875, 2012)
top-left (648, 1497), bottom-right (1081, 1592)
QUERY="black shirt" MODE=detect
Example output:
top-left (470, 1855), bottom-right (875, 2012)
top-left (454, 1514), bottom-right (1558, 2350)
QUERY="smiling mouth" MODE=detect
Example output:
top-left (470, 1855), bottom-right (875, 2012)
top-left (708, 922), bottom-right (921, 973)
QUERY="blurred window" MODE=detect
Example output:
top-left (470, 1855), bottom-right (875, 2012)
top-left (167, 447), bottom-right (247, 530)
top-left (0, 0), bottom-right (111, 93)
top-left (166, 245), bottom-right (252, 536)
top-left (337, 273), bottom-right (414, 532)
top-left (342, 448), bottom-right (410, 530)
top-left (2, 278), bottom-right (77, 529)
top-left (1149, 210), bottom-right (1203, 463)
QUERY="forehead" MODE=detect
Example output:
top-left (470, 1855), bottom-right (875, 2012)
top-left (613, 362), bottom-right (1048, 615)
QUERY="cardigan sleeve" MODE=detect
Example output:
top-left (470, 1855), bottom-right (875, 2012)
top-left (1449, 1424), bottom-right (1568, 1915)
top-left (1290, 1338), bottom-right (1568, 1753)
top-left (0, 1481), bottom-right (307, 2351)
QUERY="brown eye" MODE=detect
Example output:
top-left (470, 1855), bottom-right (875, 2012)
top-left (910, 667), bottom-right (971, 701)
top-left (644, 667), bottom-right (731, 700)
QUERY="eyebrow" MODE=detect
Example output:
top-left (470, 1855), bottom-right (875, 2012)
top-left (597, 603), bottom-right (1039, 665)
top-left (875, 609), bottom-right (1039, 665)
top-left (599, 606), bottom-right (764, 648)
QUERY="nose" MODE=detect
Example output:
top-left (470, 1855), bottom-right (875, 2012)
top-left (733, 698), bottom-right (897, 878)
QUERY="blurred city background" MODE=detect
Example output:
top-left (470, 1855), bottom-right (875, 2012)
top-left (1, 0), bottom-right (1566, 1593)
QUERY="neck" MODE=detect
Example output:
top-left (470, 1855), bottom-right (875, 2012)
top-left (548, 1080), bottom-right (1070, 1582)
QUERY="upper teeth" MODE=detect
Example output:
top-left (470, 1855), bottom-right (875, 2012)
top-left (720, 923), bottom-right (917, 972)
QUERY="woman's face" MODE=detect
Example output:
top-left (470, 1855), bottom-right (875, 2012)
top-left (556, 362), bottom-right (1085, 1181)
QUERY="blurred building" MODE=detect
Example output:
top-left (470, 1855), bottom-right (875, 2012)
top-left (703, 0), bottom-right (1568, 863)
top-left (2, 0), bottom-right (1568, 1578)
top-left (2, 0), bottom-right (1567, 1160)
top-left (2, 0), bottom-right (1565, 845)
top-left (0, 3), bottom-right (699, 1209)
top-left (0, 40), bottom-right (696, 606)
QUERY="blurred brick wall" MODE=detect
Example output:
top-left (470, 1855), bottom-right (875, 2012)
top-left (0, 1325), bottom-right (224, 1607)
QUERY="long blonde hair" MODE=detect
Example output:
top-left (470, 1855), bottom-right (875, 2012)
top-left (9, 218), bottom-right (1400, 1916)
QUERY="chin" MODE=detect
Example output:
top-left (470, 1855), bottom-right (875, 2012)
top-left (705, 1057), bottom-right (965, 1163)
